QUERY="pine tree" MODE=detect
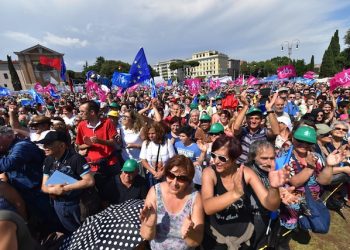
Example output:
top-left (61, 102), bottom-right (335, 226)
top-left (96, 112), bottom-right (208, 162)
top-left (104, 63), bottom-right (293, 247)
top-left (319, 48), bottom-right (337, 77)
top-left (7, 55), bottom-right (22, 91)
top-left (330, 30), bottom-right (340, 58)
top-left (308, 55), bottom-right (314, 71)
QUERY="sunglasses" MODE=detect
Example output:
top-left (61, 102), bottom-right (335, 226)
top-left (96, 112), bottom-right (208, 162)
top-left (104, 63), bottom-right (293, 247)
top-left (210, 152), bottom-right (229, 163)
top-left (320, 132), bottom-right (331, 138)
top-left (295, 139), bottom-right (314, 146)
top-left (166, 172), bottom-right (189, 183)
top-left (334, 127), bottom-right (348, 132)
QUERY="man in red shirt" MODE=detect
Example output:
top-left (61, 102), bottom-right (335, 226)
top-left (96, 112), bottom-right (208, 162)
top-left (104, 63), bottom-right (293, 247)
top-left (76, 101), bottom-right (118, 196)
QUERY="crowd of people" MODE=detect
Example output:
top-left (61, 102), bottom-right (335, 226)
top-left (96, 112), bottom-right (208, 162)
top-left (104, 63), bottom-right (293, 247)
top-left (1, 78), bottom-right (350, 250)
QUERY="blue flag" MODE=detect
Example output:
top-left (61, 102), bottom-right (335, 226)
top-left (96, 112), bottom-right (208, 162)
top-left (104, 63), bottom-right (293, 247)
top-left (20, 99), bottom-right (34, 106)
top-left (86, 70), bottom-right (95, 81)
top-left (149, 79), bottom-right (157, 98)
top-left (129, 48), bottom-right (151, 85)
top-left (28, 89), bottom-right (45, 105)
top-left (111, 71), bottom-right (132, 89)
top-left (60, 59), bottom-right (66, 81)
top-left (0, 86), bottom-right (10, 97)
top-left (275, 146), bottom-right (293, 170)
top-left (167, 79), bottom-right (173, 86)
top-left (49, 89), bottom-right (60, 99)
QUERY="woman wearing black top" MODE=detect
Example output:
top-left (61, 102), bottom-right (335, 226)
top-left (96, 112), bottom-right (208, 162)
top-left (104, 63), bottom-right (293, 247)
top-left (201, 135), bottom-right (289, 249)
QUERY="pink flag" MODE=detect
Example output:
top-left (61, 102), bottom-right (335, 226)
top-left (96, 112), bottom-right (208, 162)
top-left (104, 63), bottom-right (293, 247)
top-left (330, 69), bottom-right (350, 92)
top-left (126, 84), bottom-right (139, 93)
top-left (277, 65), bottom-right (296, 79)
top-left (247, 76), bottom-right (259, 85)
top-left (209, 80), bottom-right (221, 90)
top-left (85, 80), bottom-right (107, 102)
top-left (303, 71), bottom-right (315, 79)
top-left (34, 82), bottom-right (57, 95)
top-left (185, 78), bottom-right (201, 95)
top-left (234, 76), bottom-right (244, 85)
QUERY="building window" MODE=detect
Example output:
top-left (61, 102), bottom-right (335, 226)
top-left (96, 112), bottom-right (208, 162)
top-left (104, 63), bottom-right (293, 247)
top-left (4, 73), bottom-right (8, 79)
top-left (4, 84), bottom-right (8, 87)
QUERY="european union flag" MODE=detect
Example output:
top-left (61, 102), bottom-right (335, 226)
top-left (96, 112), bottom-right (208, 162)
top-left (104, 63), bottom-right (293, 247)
top-left (111, 72), bottom-right (132, 89)
top-left (60, 59), bottom-right (66, 81)
top-left (28, 89), bottom-right (45, 105)
top-left (275, 146), bottom-right (293, 170)
top-left (49, 89), bottom-right (60, 99)
top-left (129, 48), bottom-right (151, 84)
top-left (0, 86), bottom-right (10, 97)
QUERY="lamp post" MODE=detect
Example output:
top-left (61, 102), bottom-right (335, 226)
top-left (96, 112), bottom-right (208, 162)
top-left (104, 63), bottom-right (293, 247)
top-left (281, 39), bottom-right (300, 61)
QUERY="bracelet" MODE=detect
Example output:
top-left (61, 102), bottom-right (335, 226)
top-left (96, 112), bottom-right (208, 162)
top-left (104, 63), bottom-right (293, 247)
top-left (266, 110), bottom-right (275, 114)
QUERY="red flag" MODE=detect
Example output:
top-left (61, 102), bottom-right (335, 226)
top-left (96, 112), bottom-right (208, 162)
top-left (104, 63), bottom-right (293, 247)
top-left (39, 56), bottom-right (61, 71)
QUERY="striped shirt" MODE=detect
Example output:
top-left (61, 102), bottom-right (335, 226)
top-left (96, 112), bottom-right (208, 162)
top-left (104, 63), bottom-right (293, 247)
top-left (236, 127), bottom-right (268, 164)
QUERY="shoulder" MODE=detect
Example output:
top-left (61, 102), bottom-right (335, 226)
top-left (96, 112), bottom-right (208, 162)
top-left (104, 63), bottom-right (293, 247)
top-left (202, 166), bottom-right (217, 182)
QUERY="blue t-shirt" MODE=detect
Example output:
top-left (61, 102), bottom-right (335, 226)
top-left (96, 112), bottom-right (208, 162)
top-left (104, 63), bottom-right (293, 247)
top-left (174, 141), bottom-right (201, 161)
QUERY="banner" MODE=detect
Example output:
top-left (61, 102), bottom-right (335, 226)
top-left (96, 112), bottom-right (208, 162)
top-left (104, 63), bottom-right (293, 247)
top-left (39, 56), bottom-right (61, 71)
top-left (303, 71), bottom-right (315, 79)
top-left (209, 79), bottom-right (221, 90)
top-left (330, 68), bottom-right (350, 92)
top-left (85, 80), bottom-right (107, 102)
top-left (233, 76), bottom-right (244, 85)
top-left (277, 65), bottom-right (296, 79)
top-left (185, 78), bottom-right (201, 95)
top-left (34, 83), bottom-right (57, 95)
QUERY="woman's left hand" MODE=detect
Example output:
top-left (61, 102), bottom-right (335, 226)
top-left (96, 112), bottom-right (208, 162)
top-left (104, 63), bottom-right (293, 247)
top-left (181, 214), bottom-right (194, 239)
top-left (268, 167), bottom-right (290, 188)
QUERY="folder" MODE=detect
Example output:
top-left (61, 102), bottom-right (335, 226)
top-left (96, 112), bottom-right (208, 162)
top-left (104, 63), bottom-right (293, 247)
top-left (46, 170), bottom-right (78, 186)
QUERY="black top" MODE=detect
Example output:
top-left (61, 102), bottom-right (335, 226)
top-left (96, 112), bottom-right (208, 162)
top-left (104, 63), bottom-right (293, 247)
top-left (103, 175), bottom-right (149, 204)
top-left (209, 168), bottom-right (253, 237)
top-left (43, 149), bottom-right (90, 201)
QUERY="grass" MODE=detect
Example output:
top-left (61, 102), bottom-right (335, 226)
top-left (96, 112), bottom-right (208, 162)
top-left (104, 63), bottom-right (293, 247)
top-left (290, 206), bottom-right (350, 250)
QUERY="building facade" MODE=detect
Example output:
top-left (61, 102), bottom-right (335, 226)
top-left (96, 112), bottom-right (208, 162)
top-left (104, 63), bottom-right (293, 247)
top-left (0, 44), bottom-right (64, 90)
top-left (188, 50), bottom-right (229, 77)
top-left (153, 59), bottom-right (182, 80)
top-left (0, 60), bottom-right (26, 90)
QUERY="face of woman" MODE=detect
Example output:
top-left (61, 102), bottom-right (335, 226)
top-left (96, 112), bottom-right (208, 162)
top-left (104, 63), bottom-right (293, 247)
top-left (323, 104), bottom-right (332, 114)
top-left (170, 122), bottom-right (180, 133)
top-left (148, 128), bottom-right (156, 141)
top-left (316, 112), bottom-right (324, 122)
top-left (293, 138), bottom-right (313, 155)
top-left (254, 147), bottom-right (275, 172)
top-left (220, 114), bottom-right (228, 125)
top-left (211, 146), bottom-right (234, 173)
top-left (331, 125), bottom-right (348, 139)
top-left (121, 112), bottom-right (131, 126)
top-left (166, 166), bottom-right (190, 194)
top-left (190, 114), bottom-right (199, 123)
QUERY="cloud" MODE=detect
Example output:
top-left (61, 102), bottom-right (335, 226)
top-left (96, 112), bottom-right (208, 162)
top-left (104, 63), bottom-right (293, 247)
top-left (43, 33), bottom-right (88, 48)
top-left (3, 31), bottom-right (43, 45)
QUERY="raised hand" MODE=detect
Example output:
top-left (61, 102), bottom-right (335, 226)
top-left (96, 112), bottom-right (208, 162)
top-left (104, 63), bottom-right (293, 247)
top-left (265, 92), bottom-right (279, 111)
top-left (140, 205), bottom-right (157, 228)
top-left (279, 186), bottom-right (299, 205)
top-left (239, 91), bottom-right (249, 107)
top-left (327, 149), bottom-right (347, 166)
top-left (181, 214), bottom-right (194, 239)
top-left (305, 152), bottom-right (318, 168)
top-left (269, 167), bottom-right (290, 189)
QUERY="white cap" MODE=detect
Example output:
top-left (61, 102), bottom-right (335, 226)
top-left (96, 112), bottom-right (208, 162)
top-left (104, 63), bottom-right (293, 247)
top-left (277, 116), bottom-right (293, 131)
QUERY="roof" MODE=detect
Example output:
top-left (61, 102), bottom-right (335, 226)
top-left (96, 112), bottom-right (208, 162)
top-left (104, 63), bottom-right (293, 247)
top-left (14, 44), bottom-right (64, 56)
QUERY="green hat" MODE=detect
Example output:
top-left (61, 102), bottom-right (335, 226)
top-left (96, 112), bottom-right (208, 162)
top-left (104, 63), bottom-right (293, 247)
top-left (209, 123), bottom-right (224, 134)
top-left (199, 95), bottom-right (207, 101)
top-left (47, 105), bottom-right (55, 111)
top-left (293, 126), bottom-right (317, 144)
top-left (246, 107), bottom-right (262, 116)
top-left (121, 159), bottom-right (139, 172)
top-left (315, 124), bottom-right (332, 136)
top-left (200, 114), bottom-right (211, 121)
top-left (109, 102), bottom-right (120, 109)
top-left (215, 95), bottom-right (223, 100)
top-left (190, 103), bottom-right (198, 110)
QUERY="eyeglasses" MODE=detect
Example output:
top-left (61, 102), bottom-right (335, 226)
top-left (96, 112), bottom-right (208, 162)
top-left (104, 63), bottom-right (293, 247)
top-left (334, 127), bottom-right (348, 132)
top-left (210, 152), bottom-right (229, 163)
top-left (166, 172), bottom-right (189, 183)
top-left (320, 132), bottom-right (331, 138)
top-left (121, 115), bottom-right (131, 119)
top-left (289, 96), bottom-right (296, 99)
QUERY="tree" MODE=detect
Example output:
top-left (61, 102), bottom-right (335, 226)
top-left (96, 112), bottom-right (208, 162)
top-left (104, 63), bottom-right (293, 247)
top-left (345, 29), bottom-right (350, 47)
top-left (320, 48), bottom-right (337, 77)
top-left (7, 55), bottom-right (22, 91)
top-left (293, 59), bottom-right (307, 76)
top-left (307, 55), bottom-right (314, 71)
top-left (329, 30), bottom-right (340, 58)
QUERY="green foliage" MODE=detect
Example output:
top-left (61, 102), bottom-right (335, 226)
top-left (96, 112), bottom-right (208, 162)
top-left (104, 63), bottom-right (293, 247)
top-left (7, 55), bottom-right (22, 91)
top-left (329, 30), bottom-right (340, 58)
top-left (345, 29), bottom-right (350, 47)
top-left (307, 55), bottom-right (314, 71)
top-left (320, 48), bottom-right (337, 77)
top-left (169, 60), bottom-right (199, 71)
top-left (293, 59), bottom-right (307, 76)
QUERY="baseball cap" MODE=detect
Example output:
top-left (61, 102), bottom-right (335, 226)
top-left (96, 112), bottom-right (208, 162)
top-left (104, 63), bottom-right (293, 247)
top-left (121, 159), bottom-right (139, 172)
top-left (36, 130), bottom-right (70, 145)
top-left (107, 110), bottom-right (119, 117)
top-left (200, 114), bottom-right (211, 121)
top-left (109, 102), bottom-right (120, 109)
top-left (199, 95), bottom-right (208, 101)
top-left (208, 123), bottom-right (224, 134)
top-left (293, 126), bottom-right (317, 144)
top-left (277, 116), bottom-right (293, 131)
top-left (315, 124), bottom-right (332, 136)
top-left (190, 103), bottom-right (198, 110)
top-left (246, 107), bottom-right (263, 116)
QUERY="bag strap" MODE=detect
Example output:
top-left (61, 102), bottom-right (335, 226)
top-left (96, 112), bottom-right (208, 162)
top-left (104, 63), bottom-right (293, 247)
top-left (155, 144), bottom-right (161, 172)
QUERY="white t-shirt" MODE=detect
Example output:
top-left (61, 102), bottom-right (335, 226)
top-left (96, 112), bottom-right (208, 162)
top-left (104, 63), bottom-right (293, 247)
top-left (62, 115), bottom-right (76, 127)
top-left (140, 140), bottom-right (175, 169)
top-left (120, 126), bottom-right (143, 161)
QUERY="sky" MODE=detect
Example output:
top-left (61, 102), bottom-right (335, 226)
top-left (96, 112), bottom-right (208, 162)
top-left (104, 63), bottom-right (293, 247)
top-left (1, 0), bottom-right (350, 72)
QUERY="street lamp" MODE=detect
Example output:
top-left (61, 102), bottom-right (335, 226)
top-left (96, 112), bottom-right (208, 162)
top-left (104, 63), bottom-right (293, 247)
top-left (281, 39), bottom-right (300, 60)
